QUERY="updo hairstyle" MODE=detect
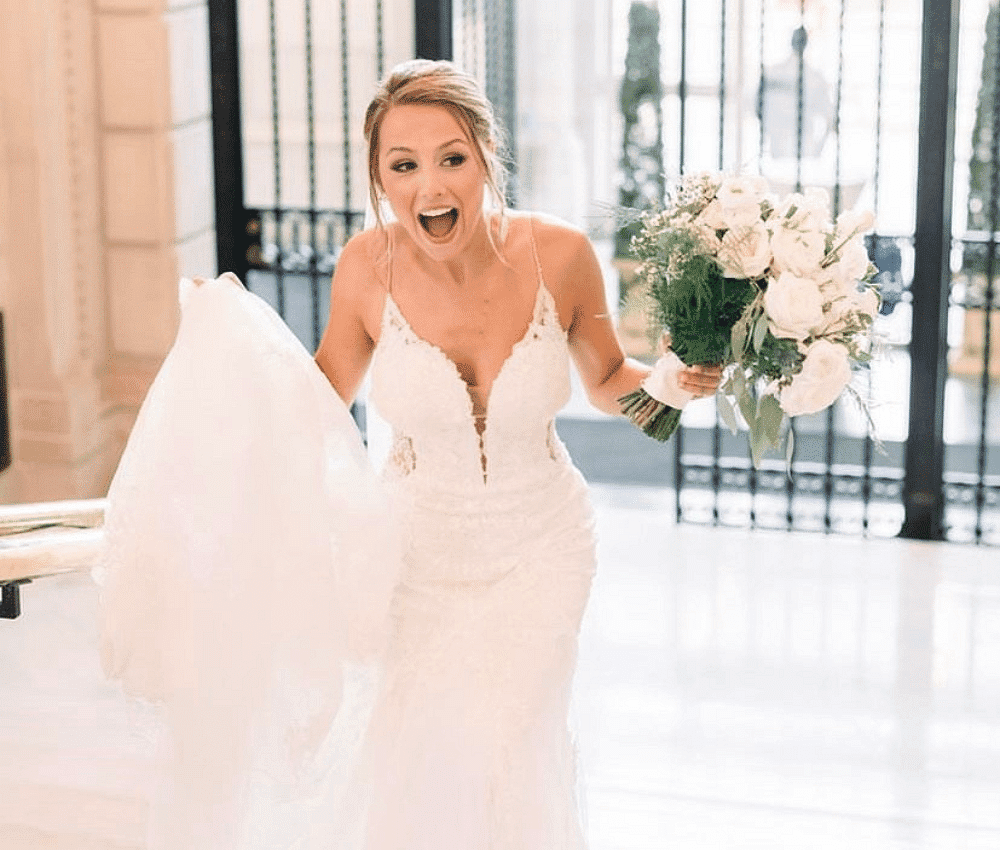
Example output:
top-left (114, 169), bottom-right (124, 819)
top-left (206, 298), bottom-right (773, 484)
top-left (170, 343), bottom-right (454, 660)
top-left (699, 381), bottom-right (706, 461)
top-left (363, 59), bottom-right (509, 229)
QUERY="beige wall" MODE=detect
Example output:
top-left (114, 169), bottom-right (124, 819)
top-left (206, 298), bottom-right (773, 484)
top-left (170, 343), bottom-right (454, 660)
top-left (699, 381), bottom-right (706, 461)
top-left (0, 0), bottom-right (215, 503)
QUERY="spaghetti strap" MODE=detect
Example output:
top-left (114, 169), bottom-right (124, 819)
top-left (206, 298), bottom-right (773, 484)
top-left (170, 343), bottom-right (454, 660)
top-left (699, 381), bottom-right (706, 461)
top-left (376, 226), bottom-right (396, 336)
top-left (385, 225), bottom-right (395, 297)
top-left (527, 215), bottom-right (546, 287)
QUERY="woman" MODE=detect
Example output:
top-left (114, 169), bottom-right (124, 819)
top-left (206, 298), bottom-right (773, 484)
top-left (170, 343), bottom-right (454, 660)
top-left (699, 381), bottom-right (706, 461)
top-left (98, 58), bottom-right (720, 850)
top-left (310, 59), bottom-right (721, 848)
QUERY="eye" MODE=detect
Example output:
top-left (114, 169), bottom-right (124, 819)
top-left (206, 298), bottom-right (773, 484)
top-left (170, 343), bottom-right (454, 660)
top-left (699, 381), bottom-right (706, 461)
top-left (389, 159), bottom-right (416, 173)
top-left (442, 153), bottom-right (467, 168)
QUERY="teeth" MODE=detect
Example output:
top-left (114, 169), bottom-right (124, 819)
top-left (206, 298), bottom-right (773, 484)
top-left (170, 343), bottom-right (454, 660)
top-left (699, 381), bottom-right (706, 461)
top-left (421, 208), bottom-right (454, 217)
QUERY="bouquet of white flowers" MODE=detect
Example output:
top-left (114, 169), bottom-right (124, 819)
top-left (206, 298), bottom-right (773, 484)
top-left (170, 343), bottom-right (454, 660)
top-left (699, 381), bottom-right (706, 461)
top-left (618, 172), bottom-right (880, 466)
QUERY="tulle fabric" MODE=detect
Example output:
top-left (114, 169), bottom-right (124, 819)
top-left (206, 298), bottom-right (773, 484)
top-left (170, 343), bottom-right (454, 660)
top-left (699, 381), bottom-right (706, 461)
top-left (96, 243), bottom-right (597, 848)
top-left (95, 274), bottom-right (400, 849)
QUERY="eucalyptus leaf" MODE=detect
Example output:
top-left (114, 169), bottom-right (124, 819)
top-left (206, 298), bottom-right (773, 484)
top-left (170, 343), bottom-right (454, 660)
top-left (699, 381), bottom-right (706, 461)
top-left (717, 393), bottom-right (740, 434)
top-left (737, 387), bottom-right (757, 428)
top-left (758, 393), bottom-right (785, 447)
top-left (750, 426), bottom-right (765, 469)
top-left (752, 312), bottom-right (770, 353)
top-left (731, 366), bottom-right (746, 397)
top-left (732, 321), bottom-right (747, 359)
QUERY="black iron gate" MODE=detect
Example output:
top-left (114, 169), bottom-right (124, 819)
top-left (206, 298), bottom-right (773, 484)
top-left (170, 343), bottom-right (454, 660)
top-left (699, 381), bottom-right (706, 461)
top-left (625, 0), bottom-right (996, 545)
top-left (208, 0), bottom-right (996, 545)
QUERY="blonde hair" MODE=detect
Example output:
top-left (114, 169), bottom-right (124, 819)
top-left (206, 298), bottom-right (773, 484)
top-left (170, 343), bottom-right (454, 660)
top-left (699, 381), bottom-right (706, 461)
top-left (363, 60), bottom-right (509, 234)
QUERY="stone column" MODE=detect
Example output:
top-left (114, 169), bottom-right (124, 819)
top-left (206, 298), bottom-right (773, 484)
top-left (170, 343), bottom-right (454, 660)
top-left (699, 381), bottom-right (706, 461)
top-left (0, 0), bottom-right (215, 502)
top-left (0, 0), bottom-right (110, 501)
top-left (97, 0), bottom-right (216, 483)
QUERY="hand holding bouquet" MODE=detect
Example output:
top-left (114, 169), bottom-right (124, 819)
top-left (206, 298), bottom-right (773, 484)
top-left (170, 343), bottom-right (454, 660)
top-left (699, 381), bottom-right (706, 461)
top-left (618, 172), bottom-right (879, 466)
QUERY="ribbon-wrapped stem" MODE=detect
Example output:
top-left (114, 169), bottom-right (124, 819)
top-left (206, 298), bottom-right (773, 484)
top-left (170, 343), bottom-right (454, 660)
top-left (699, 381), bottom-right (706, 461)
top-left (617, 389), bottom-right (682, 441)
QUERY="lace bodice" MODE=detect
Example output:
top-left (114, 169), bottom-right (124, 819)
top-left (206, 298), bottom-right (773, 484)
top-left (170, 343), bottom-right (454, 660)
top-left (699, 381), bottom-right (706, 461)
top-left (369, 235), bottom-right (573, 495)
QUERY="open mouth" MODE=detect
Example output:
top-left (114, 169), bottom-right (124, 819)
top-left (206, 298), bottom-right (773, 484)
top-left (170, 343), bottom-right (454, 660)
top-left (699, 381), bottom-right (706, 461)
top-left (418, 208), bottom-right (458, 239)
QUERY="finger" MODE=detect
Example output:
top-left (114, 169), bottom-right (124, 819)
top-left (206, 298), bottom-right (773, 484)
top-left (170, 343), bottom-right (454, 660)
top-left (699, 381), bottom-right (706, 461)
top-left (690, 364), bottom-right (723, 377)
top-left (679, 377), bottom-right (717, 396)
top-left (683, 369), bottom-right (722, 385)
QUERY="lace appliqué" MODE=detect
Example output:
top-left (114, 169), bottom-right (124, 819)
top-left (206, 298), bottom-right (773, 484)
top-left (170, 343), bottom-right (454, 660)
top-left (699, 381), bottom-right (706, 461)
top-left (388, 433), bottom-right (416, 477)
top-left (369, 216), bottom-right (574, 490)
top-left (546, 419), bottom-right (561, 463)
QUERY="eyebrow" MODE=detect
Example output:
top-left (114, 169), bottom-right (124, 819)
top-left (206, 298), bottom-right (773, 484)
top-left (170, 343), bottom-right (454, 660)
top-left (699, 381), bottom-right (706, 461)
top-left (386, 138), bottom-right (469, 155)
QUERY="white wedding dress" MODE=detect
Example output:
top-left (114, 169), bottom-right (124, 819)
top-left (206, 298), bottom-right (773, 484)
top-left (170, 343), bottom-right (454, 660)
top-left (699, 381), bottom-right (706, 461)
top-left (97, 225), bottom-right (597, 849)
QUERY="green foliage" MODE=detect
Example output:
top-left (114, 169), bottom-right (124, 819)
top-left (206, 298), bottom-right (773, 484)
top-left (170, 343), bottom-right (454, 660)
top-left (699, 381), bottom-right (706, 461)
top-left (968, 2), bottom-right (1000, 235)
top-left (617, 2), bottom-right (664, 257)
top-left (753, 335), bottom-right (803, 382)
top-left (633, 227), bottom-right (758, 365)
top-left (965, 2), bottom-right (1000, 281)
top-left (729, 294), bottom-right (804, 381)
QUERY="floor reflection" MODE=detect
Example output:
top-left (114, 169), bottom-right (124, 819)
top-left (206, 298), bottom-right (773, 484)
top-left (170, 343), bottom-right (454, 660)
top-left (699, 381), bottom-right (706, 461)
top-left (1, 484), bottom-right (998, 849)
top-left (577, 485), bottom-right (1000, 849)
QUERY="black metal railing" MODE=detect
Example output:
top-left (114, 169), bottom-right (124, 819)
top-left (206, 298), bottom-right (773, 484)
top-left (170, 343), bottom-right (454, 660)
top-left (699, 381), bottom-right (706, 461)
top-left (646, 0), bottom-right (996, 544)
top-left (209, 0), bottom-right (996, 544)
top-left (209, 0), bottom-right (452, 354)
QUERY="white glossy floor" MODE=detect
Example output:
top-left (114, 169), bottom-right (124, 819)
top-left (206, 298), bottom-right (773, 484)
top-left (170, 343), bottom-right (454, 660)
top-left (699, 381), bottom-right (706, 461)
top-left (2, 484), bottom-right (999, 849)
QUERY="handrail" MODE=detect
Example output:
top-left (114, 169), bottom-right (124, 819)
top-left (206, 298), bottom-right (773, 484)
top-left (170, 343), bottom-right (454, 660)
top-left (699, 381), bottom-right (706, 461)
top-left (0, 498), bottom-right (105, 584)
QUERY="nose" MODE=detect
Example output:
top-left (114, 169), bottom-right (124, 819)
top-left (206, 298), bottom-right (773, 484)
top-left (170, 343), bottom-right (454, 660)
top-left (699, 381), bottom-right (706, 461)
top-left (417, 167), bottom-right (444, 198)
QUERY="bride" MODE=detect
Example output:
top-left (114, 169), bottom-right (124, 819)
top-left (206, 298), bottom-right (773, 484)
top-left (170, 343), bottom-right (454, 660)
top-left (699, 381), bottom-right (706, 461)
top-left (98, 59), bottom-right (721, 850)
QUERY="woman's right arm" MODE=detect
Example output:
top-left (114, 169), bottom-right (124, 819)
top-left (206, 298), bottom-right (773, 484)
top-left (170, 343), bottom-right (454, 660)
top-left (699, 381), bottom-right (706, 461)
top-left (314, 232), bottom-right (382, 405)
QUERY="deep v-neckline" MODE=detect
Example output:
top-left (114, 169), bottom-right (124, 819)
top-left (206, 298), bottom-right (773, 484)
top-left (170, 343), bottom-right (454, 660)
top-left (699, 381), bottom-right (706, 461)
top-left (383, 283), bottom-right (545, 422)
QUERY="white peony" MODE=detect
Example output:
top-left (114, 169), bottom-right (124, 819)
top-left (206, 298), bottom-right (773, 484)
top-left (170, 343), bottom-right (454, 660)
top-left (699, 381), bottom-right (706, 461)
top-left (769, 224), bottom-right (827, 276)
top-left (764, 270), bottom-right (826, 340)
top-left (779, 339), bottom-right (852, 416)
top-left (716, 175), bottom-right (769, 228)
top-left (718, 222), bottom-right (772, 279)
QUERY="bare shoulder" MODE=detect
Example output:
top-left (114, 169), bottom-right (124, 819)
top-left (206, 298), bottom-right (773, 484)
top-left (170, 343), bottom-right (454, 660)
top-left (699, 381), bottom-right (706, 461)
top-left (335, 228), bottom-right (389, 287)
top-left (331, 227), bottom-right (390, 338)
top-left (518, 211), bottom-right (602, 306)
top-left (522, 211), bottom-right (593, 268)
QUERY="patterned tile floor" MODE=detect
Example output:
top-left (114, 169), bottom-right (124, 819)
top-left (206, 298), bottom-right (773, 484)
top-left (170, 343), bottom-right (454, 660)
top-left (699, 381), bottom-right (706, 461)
top-left (1, 483), bottom-right (998, 849)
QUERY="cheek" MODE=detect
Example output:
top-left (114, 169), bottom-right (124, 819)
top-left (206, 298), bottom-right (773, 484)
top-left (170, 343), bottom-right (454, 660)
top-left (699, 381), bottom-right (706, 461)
top-left (460, 171), bottom-right (488, 203)
top-left (378, 173), bottom-right (411, 209)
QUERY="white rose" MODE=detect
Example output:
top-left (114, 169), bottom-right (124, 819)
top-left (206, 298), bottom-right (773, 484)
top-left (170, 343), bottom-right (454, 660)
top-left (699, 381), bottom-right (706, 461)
top-left (801, 187), bottom-right (832, 227)
top-left (854, 286), bottom-right (880, 319)
top-left (832, 236), bottom-right (871, 280)
top-left (716, 176), bottom-right (768, 228)
top-left (835, 208), bottom-right (875, 241)
top-left (769, 224), bottom-right (827, 276)
top-left (764, 270), bottom-right (826, 340)
top-left (820, 282), bottom-right (880, 332)
top-left (690, 220), bottom-right (722, 253)
top-left (772, 188), bottom-right (831, 231)
top-left (718, 222), bottom-right (772, 279)
top-left (698, 199), bottom-right (728, 231)
top-left (780, 339), bottom-right (852, 416)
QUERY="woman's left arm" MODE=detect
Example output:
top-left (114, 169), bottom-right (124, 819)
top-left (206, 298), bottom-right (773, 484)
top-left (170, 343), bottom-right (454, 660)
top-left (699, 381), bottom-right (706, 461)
top-left (538, 220), bottom-right (720, 416)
